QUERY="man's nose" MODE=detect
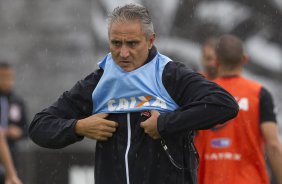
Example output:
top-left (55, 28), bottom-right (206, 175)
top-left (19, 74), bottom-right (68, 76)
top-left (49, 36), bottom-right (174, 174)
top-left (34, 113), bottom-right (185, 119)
top-left (120, 45), bottom-right (130, 58)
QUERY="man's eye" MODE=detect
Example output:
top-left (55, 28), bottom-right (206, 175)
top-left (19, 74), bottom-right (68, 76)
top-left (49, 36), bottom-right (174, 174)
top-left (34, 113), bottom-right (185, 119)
top-left (128, 41), bottom-right (138, 47)
top-left (111, 41), bottom-right (121, 46)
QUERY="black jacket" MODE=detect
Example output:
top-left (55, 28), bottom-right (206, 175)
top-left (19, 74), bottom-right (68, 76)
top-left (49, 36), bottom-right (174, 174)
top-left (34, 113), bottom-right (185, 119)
top-left (29, 48), bottom-right (239, 184)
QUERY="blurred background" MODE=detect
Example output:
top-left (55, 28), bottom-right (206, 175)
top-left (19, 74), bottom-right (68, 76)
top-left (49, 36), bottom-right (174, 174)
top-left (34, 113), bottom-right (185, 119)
top-left (0, 0), bottom-right (281, 183)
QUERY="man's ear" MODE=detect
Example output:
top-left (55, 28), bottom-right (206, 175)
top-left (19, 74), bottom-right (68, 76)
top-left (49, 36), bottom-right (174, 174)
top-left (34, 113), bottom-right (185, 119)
top-left (148, 33), bottom-right (156, 49)
top-left (242, 54), bottom-right (249, 64)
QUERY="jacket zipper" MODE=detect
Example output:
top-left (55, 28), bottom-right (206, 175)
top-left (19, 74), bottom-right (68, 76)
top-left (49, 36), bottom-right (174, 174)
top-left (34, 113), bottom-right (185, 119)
top-left (125, 113), bottom-right (131, 184)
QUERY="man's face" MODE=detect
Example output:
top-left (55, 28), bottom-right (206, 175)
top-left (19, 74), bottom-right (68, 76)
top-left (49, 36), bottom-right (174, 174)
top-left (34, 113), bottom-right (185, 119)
top-left (201, 46), bottom-right (217, 79)
top-left (109, 20), bottom-right (155, 72)
top-left (0, 68), bottom-right (14, 93)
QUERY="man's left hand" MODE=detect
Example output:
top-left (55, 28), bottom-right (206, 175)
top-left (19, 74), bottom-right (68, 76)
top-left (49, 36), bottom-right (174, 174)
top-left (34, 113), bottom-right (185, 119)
top-left (140, 110), bottom-right (161, 139)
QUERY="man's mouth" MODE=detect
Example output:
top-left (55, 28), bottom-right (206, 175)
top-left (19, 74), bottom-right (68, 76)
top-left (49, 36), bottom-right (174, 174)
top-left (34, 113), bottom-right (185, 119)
top-left (120, 60), bottom-right (131, 63)
top-left (119, 61), bottom-right (132, 66)
top-left (117, 60), bottom-right (133, 71)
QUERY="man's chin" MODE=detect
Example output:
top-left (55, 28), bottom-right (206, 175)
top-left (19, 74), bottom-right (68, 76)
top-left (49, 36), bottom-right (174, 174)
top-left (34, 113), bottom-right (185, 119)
top-left (121, 66), bottom-right (134, 72)
top-left (118, 63), bottom-right (134, 72)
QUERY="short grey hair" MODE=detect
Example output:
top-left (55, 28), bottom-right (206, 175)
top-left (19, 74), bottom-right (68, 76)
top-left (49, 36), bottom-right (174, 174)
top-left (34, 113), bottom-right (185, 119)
top-left (108, 4), bottom-right (154, 39)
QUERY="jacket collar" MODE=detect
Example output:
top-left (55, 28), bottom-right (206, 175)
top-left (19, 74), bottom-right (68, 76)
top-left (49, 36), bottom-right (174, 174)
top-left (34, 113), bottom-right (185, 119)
top-left (145, 45), bottom-right (157, 64)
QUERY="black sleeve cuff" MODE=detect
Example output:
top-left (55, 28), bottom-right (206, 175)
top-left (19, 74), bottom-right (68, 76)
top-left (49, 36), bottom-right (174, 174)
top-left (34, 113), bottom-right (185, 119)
top-left (71, 119), bottom-right (84, 141)
top-left (157, 114), bottom-right (167, 138)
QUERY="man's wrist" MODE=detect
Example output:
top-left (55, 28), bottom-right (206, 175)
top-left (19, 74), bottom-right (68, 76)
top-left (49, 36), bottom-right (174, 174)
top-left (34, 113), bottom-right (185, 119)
top-left (74, 119), bottom-right (85, 136)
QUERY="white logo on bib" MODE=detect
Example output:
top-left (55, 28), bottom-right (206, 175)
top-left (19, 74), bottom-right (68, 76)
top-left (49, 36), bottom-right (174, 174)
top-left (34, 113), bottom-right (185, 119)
top-left (107, 95), bottom-right (167, 111)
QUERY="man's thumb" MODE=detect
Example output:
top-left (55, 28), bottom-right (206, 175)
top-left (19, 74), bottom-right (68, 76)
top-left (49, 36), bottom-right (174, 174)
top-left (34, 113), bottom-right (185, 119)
top-left (140, 121), bottom-right (146, 128)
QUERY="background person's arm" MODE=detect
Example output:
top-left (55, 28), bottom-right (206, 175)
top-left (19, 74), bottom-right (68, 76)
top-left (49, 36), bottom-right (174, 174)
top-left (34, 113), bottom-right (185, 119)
top-left (0, 132), bottom-right (22, 184)
top-left (261, 122), bottom-right (282, 184)
top-left (6, 125), bottom-right (23, 140)
top-left (259, 87), bottom-right (282, 183)
top-left (158, 62), bottom-right (239, 137)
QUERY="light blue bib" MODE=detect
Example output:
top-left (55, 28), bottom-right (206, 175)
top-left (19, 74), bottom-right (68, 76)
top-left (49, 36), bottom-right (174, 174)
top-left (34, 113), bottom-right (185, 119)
top-left (92, 52), bottom-right (179, 114)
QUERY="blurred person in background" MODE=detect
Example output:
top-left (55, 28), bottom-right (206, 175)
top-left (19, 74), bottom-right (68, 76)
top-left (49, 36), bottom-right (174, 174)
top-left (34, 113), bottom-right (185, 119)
top-left (0, 131), bottom-right (22, 184)
top-left (195, 35), bottom-right (282, 184)
top-left (0, 62), bottom-right (27, 184)
top-left (29, 4), bottom-right (239, 184)
top-left (199, 37), bottom-right (218, 80)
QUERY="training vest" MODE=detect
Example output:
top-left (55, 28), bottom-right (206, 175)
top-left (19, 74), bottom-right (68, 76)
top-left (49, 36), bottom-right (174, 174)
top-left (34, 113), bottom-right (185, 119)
top-left (92, 53), bottom-right (179, 114)
top-left (195, 76), bottom-right (269, 184)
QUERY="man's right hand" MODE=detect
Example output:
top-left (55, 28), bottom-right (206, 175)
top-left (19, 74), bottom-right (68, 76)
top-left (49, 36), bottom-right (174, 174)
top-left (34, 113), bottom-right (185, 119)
top-left (75, 114), bottom-right (118, 141)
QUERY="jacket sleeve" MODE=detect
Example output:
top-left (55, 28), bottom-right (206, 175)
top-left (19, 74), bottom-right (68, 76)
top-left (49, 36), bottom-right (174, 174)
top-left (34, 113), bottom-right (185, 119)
top-left (158, 62), bottom-right (239, 137)
top-left (259, 87), bottom-right (277, 123)
top-left (28, 70), bottom-right (103, 149)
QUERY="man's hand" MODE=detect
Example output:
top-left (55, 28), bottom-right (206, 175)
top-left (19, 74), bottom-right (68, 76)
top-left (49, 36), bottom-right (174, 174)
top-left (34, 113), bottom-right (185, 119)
top-left (75, 113), bottom-right (118, 141)
top-left (140, 110), bottom-right (161, 139)
top-left (5, 175), bottom-right (22, 184)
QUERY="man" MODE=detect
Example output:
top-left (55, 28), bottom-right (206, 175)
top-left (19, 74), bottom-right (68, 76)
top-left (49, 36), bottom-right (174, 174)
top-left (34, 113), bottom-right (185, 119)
top-left (0, 62), bottom-right (27, 183)
top-left (0, 131), bottom-right (22, 184)
top-left (200, 37), bottom-right (218, 80)
top-left (29, 4), bottom-right (238, 184)
top-left (195, 35), bottom-right (282, 184)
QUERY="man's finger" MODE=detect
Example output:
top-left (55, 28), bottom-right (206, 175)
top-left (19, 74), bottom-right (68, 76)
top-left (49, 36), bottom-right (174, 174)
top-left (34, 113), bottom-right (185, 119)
top-left (102, 119), bottom-right (118, 128)
top-left (94, 113), bottom-right (109, 119)
top-left (150, 110), bottom-right (160, 116)
top-left (144, 113), bottom-right (155, 122)
top-left (152, 136), bottom-right (160, 140)
top-left (88, 135), bottom-right (108, 141)
top-left (91, 114), bottom-right (118, 127)
top-left (97, 136), bottom-right (108, 141)
top-left (100, 132), bottom-right (113, 138)
top-left (102, 126), bottom-right (117, 133)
